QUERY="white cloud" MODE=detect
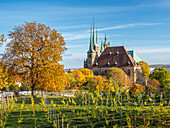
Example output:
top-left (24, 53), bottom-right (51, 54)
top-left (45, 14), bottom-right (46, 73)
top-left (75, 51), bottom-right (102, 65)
top-left (62, 22), bottom-right (161, 41)
top-left (136, 47), bottom-right (170, 54)
top-left (98, 23), bottom-right (161, 31)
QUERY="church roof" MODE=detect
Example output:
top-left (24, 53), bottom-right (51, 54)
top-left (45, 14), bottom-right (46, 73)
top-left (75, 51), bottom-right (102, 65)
top-left (128, 50), bottom-right (142, 63)
top-left (92, 46), bottom-right (139, 68)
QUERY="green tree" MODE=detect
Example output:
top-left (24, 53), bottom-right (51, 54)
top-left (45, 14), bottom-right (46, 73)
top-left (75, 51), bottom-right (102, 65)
top-left (139, 61), bottom-right (150, 78)
top-left (3, 21), bottom-right (67, 96)
top-left (150, 67), bottom-right (170, 91)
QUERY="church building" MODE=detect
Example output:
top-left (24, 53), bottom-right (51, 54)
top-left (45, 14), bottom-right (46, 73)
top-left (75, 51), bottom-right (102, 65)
top-left (84, 21), bottom-right (143, 83)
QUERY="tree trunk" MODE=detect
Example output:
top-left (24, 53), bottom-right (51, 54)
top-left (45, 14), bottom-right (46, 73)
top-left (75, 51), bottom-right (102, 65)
top-left (31, 84), bottom-right (36, 98)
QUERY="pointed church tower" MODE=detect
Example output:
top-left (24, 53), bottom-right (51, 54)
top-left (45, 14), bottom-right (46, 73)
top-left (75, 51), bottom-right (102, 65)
top-left (100, 40), bottom-right (104, 53)
top-left (104, 34), bottom-right (108, 49)
top-left (93, 20), bottom-right (99, 54)
top-left (87, 25), bottom-right (96, 69)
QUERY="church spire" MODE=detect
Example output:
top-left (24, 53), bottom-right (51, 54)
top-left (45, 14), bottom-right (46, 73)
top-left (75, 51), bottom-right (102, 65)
top-left (96, 27), bottom-right (98, 46)
top-left (88, 25), bottom-right (95, 53)
top-left (92, 18), bottom-right (97, 47)
top-left (104, 34), bottom-right (107, 46)
top-left (100, 40), bottom-right (104, 53)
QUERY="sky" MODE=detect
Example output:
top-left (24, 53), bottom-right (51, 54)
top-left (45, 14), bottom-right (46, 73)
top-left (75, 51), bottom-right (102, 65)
top-left (0, 0), bottom-right (170, 69)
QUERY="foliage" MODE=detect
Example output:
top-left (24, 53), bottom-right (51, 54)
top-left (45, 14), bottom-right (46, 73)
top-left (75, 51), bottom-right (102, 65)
top-left (150, 67), bottom-right (170, 91)
top-left (94, 75), bottom-right (105, 93)
top-left (131, 84), bottom-right (144, 96)
top-left (39, 64), bottom-right (67, 92)
top-left (0, 34), bottom-right (7, 89)
top-left (0, 61), bottom-right (16, 89)
top-left (148, 79), bottom-right (161, 93)
top-left (0, 34), bottom-right (7, 45)
top-left (3, 21), bottom-right (67, 95)
top-left (3, 92), bottom-right (170, 128)
top-left (8, 83), bottom-right (19, 91)
top-left (71, 69), bottom-right (86, 87)
top-left (0, 61), bottom-right (5, 89)
top-left (66, 73), bottom-right (76, 88)
top-left (79, 68), bottom-right (94, 81)
top-left (85, 75), bottom-right (106, 92)
top-left (105, 67), bottom-right (132, 87)
top-left (139, 61), bottom-right (150, 78)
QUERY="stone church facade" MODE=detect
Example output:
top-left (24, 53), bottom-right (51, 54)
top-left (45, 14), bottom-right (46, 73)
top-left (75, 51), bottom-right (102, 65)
top-left (84, 22), bottom-right (144, 83)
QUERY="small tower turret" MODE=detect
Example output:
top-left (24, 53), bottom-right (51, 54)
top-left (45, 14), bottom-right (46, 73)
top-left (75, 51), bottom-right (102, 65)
top-left (104, 34), bottom-right (108, 49)
top-left (100, 40), bottom-right (104, 53)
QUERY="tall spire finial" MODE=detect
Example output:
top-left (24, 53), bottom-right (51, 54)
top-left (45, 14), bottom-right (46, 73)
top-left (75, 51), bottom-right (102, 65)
top-left (88, 24), bottom-right (94, 53)
top-left (104, 34), bottom-right (107, 46)
top-left (92, 18), bottom-right (96, 48)
top-left (96, 26), bottom-right (98, 46)
top-left (100, 40), bottom-right (104, 53)
top-left (105, 34), bottom-right (107, 41)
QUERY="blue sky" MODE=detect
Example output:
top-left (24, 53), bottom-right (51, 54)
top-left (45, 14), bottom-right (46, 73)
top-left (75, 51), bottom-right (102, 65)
top-left (0, 0), bottom-right (170, 68)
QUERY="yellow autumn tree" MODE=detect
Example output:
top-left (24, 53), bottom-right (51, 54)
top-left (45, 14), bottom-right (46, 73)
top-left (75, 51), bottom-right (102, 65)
top-left (105, 67), bottom-right (132, 88)
top-left (71, 69), bottom-right (86, 88)
top-left (0, 34), bottom-right (7, 89)
top-left (131, 84), bottom-right (144, 96)
top-left (139, 61), bottom-right (150, 78)
top-left (66, 73), bottom-right (76, 88)
top-left (79, 68), bottom-right (94, 81)
top-left (93, 75), bottom-right (105, 93)
top-left (0, 61), bottom-right (5, 89)
top-left (3, 21), bottom-right (67, 96)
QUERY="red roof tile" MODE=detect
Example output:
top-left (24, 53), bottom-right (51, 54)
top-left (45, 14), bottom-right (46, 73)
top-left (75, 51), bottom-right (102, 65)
top-left (92, 46), bottom-right (139, 68)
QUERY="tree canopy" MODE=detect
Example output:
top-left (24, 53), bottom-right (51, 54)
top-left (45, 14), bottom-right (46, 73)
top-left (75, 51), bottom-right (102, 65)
top-left (105, 67), bottom-right (131, 88)
top-left (150, 67), bottom-right (170, 91)
top-left (3, 21), bottom-right (67, 95)
top-left (0, 34), bottom-right (7, 89)
top-left (70, 69), bottom-right (86, 88)
top-left (79, 68), bottom-right (94, 81)
top-left (139, 61), bottom-right (150, 78)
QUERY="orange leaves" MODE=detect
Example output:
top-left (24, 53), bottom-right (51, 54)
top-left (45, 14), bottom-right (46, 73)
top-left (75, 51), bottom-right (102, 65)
top-left (0, 34), bottom-right (7, 45)
top-left (3, 21), bottom-right (67, 92)
top-left (148, 79), bottom-right (161, 93)
top-left (105, 67), bottom-right (132, 88)
top-left (131, 84), bottom-right (144, 96)
top-left (93, 75), bottom-right (105, 93)
top-left (71, 69), bottom-right (86, 86)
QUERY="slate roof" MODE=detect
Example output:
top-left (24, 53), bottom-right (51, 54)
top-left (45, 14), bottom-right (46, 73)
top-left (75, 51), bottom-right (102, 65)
top-left (92, 46), bottom-right (139, 68)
